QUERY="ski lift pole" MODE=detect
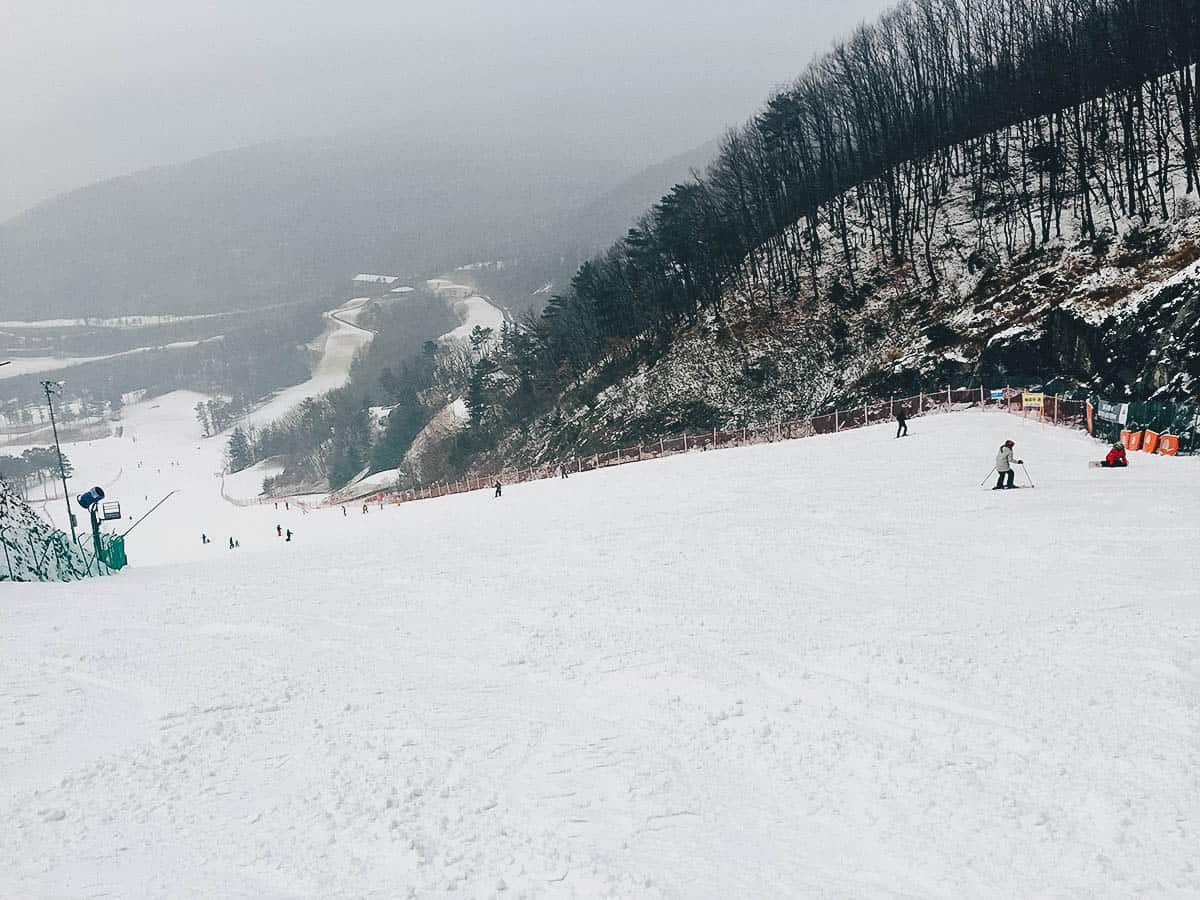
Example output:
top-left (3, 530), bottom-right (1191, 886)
top-left (121, 490), bottom-right (179, 538)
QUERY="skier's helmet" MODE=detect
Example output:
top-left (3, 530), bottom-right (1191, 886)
top-left (1004, 440), bottom-right (1015, 447)
top-left (1113, 441), bottom-right (1124, 449)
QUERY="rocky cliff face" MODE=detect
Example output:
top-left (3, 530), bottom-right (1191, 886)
top-left (484, 220), bottom-right (1200, 467)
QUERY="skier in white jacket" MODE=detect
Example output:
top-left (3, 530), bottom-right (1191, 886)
top-left (994, 440), bottom-right (1023, 490)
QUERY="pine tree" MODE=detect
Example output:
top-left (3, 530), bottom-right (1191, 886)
top-left (195, 402), bottom-right (212, 437)
top-left (227, 427), bottom-right (253, 473)
top-left (465, 357), bottom-right (500, 437)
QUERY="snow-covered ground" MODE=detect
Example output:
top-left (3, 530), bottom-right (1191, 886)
top-left (428, 278), bottom-right (507, 341)
top-left (7, 390), bottom-right (295, 565)
top-left (0, 338), bottom-right (219, 382)
top-left (3, 410), bottom-right (1199, 896)
top-left (330, 281), bottom-right (503, 499)
top-left (0, 313), bottom-right (225, 330)
top-left (238, 297), bottom-right (374, 432)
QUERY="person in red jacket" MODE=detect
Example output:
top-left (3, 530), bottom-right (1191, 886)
top-left (1101, 442), bottom-right (1128, 468)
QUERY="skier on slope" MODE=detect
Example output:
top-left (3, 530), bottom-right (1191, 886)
top-left (895, 407), bottom-right (908, 438)
top-left (494, 480), bottom-right (502, 498)
top-left (993, 440), bottom-right (1023, 490)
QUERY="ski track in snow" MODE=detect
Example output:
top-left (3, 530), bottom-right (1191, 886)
top-left (2, 411), bottom-right (1199, 897)
top-left (236, 297), bottom-right (374, 433)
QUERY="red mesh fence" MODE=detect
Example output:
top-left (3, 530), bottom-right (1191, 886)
top-left (315, 387), bottom-right (1093, 509)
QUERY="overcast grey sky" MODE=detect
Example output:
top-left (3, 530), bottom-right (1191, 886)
top-left (1, 0), bottom-right (895, 221)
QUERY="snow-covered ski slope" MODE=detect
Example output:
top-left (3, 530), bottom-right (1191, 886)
top-left (3, 410), bottom-right (1199, 897)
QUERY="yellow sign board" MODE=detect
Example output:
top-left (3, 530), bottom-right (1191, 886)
top-left (1022, 392), bottom-right (1045, 409)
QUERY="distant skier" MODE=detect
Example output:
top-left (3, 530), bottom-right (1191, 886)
top-left (276, 524), bottom-right (282, 537)
top-left (560, 464), bottom-right (569, 479)
top-left (229, 537), bottom-right (235, 550)
top-left (342, 506), bottom-right (348, 517)
top-left (895, 408), bottom-right (908, 438)
top-left (235, 539), bottom-right (240, 549)
top-left (285, 529), bottom-right (292, 542)
top-left (1099, 442), bottom-right (1128, 468)
top-left (993, 440), bottom-right (1023, 490)
top-left (494, 480), bottom-right (502, 498)
top-left (201, 533), bottom-right (209, 545)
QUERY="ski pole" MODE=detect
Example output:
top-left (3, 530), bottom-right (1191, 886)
top-left (1020, 462), bottom-right (1035, 488)
top-left (979, 467), bottom-right (996, 487)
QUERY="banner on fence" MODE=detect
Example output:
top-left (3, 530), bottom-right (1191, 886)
top-left (1022, 392), bottom-right (1045, 409)
top-left (1096, 400), bottom-right (1127, 424)
top-left (990, 389), bottom-right (1004, 400)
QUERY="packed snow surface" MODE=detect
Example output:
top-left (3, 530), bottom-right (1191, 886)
top-left (3, 411), bottom-right (1199, 897)
top-left (238, 296), bottom-right (373, 431)
top-left (0, 338), bottom-right (218, 381)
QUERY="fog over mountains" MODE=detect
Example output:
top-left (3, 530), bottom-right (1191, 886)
top-left (0, 135), bottom-right (714, 319)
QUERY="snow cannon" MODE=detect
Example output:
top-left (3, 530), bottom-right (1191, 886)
top-left (76, 486), bottom-right (106, 510)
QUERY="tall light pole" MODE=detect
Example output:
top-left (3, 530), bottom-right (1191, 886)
top-left (40, 380), bottom-right (77, 544)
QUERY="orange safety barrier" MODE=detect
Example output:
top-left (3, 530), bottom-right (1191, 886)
top-left (1158, 434), bottom-right (1180, 456)
top-left (1125, 430), bottom-right (1144, 451)
top-left (1142, 430), bottom-right (1160, 454)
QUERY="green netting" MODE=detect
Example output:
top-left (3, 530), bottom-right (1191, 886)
top-left (100, 534), bottom-right (128, 571)
top-left (1091, 397), bottom-right (1200, 453)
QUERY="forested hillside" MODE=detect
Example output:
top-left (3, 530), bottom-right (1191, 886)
top-left (427, 0), bottom-right (1200, 471)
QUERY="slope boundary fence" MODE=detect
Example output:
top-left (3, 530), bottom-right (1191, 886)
top-left (346, 388), bottom-right (1102, 509)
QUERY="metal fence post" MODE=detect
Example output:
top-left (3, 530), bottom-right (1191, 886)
top-left (835, 409), bottom-right (840, 432)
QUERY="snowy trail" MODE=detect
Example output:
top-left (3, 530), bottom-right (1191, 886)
top-left (329, 282), bottom-right (505, 500)
top-left (428, 278), bottom-right (506, 340)
top-left (0, 337), bottom-right (221, 382)
top-left (2, 411), bottom-right (1199, 897)
top-left (238, 296), bottom-right (374, 432)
